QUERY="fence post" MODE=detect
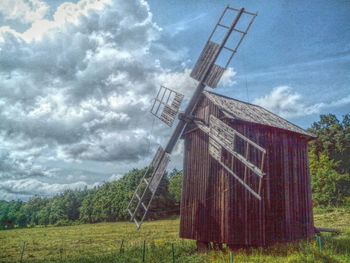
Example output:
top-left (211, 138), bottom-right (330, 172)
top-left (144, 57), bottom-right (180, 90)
top-left (59, 247), bottom-right (63, 262)
top-left (316, 235), bottom-right (323, 252)
top-left (172, 243), bottom-right (175, 263)
top-left (142, 240), bottom-right (146, 262)
top-left (230, 251), bottom-right (234, 263)
top-left (119, 239), bottom-right (124, 253)
top-left (20, 241), bottom-right (26, 263)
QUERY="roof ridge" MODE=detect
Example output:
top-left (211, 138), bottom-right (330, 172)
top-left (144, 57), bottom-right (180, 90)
top-left (203, 90), bottom-right (260, 108)
top-left (203, 90), bottom-right (315, 138)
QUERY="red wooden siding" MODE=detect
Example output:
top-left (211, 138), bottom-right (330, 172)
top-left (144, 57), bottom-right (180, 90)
top-left (179, 96), bottom-right (314, 246)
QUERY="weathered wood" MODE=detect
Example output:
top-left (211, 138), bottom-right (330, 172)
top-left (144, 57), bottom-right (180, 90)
top-left (150, 86), bottom-right (184, 127)
top-left (149, 154), bottom-right (170, 193)
top-left (315, 228), bottom-right (340, 234)
top-left (191, 41), bottom-right (224, 89)
top-left (179, 94), bottom-right (315, 247)
top-left (127, 146), bottom-right (170, 228)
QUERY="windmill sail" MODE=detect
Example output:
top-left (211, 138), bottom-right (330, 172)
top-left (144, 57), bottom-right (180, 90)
top-left (127, 146), bottom-right (170, 229)
top-left (150, 86), bottom-right (184, 127)
top-left (196, 115), bottom-right (266, 200)
top-left (191, 6), bottom-right (256, 88)
top-left (128, 6), bottom-right (257, 229)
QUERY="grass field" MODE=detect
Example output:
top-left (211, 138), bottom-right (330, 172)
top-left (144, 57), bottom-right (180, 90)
top-left (1, 208), bottom-right (349, 263)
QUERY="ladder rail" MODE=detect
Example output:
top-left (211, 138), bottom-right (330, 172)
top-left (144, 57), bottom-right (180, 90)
top-left (126, 165), bottom-right (151, 215)
top-left (127, 147), bottom-right (165, 220)
top-left (128, 151), bottom-right (169, 224)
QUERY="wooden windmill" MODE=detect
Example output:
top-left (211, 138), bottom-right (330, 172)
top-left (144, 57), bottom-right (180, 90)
top-left (127, 6), bottom-right (315, 248)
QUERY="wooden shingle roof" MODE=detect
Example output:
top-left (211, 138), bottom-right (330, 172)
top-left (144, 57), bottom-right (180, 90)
top-left (204, 91), bottom-right (315, 138)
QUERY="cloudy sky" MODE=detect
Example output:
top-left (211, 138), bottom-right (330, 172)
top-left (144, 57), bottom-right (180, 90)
top-left (0, 0), bottom-right (349, 201)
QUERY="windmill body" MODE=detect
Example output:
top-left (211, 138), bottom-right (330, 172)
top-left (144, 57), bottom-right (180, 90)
top-left (127, 5), bottom-right (316, 248)
top-left (180, 91), bottom-right (315, 248)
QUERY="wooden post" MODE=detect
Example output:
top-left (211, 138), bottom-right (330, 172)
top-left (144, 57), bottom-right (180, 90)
top-left (230, 251), bottom-right (234, 263)
top-left (19, 241), bottom-right (26, 263)
top-left (119, 239), bottom-right (124, 253)
top-left (142, 240), bottom-right (146, 262)
top-left (59, 248), bottom-right (63, 262)
top-left (172, 243), bottom-right (175, 263)
top-left (316, 235), bottom-right (323, 252)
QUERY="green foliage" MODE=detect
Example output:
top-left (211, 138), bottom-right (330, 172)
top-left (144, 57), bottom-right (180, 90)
top-left (168, 169), bottom-right (183, 204)
top-left (0, 167), bottom-right (183, 229)
top-left (308, 114), bottom-right (350, 207)
top-left (309, 114), bottom-right (350, 174)
top-left (310, 152), bottom-right (344, 206)
top-left (55, 219), bottom-right (75, 227)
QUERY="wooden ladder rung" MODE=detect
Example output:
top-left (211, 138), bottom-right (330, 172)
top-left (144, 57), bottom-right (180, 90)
top-left (218, 23), bottom-right (229, 29)
top-left (141, 202), bottom-right (147, 211)
top-left (223, 46), bottom-right (237, 53)
top-left (133, 218), bottom-right (140, 229)
top-left (233, 28), bottom-right (247, 35)
top-left (136, 193), bottom-right (141, 200)
top-left (127, 209), bottom-right (133, 217)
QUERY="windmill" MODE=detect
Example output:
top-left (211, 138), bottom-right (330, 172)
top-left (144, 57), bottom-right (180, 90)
top-left (127, 6), bottom-right (257, 229)
top-left (127, 5), bottom-right (315, 248)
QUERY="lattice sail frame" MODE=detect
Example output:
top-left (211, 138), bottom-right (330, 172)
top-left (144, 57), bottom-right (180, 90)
top-left (150, 86), bottom-right (184, 127)
top-left (127, 146), bottom-right (170, 229)
top-left (197, 115), bottom-right (266, 200)
top-left (191, 6), bottom-right (257, 88)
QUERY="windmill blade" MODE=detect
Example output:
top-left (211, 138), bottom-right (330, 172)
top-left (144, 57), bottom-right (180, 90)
top-left (208, 137), bottom-right (222, 161)
top-left (209, 115), bottom-right (266, 177)
top-left (191, 6), bottom-right (257, 88)
top-left (150, 85), bottom-right (184, 127)
top-left (127, 146), bottom-right (170, 229)
top-left (195, 115), bottom-right (266, 200)
top-left (127, 6), bottom-right (257, 229)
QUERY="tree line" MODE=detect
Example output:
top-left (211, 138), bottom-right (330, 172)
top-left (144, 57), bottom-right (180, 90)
top-left (0, 114), bottom-right (349, 230)
top-left (0, 169), bottom-right (182, 229)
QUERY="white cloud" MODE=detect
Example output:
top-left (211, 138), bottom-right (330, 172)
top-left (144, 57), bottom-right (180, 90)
top-left (0, 0), bottom-right (49, 25)
top-left (253, 86), bottom-right (350, 118)
top-left (0, 0), bottom-right (195, 200)
top-left (0, 178), bottom-right (98, 200)
top-left (108, 173), bottom-right (122, 182)
top-left (164, 13), bottom-right (206, 37)
top-left (156, 68), bottom-right (197, 98)
top-left (220, 67), bottom-right (236, 87)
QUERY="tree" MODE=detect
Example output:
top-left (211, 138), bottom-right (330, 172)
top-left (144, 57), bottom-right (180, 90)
top-left (309, 152), bottom-right (344, 206)
top-left (80, 192), bottom-right (95, 223)
top-left (168, 169), bottom-right (183, 204)
top-left (308, 114), bottom-right (350, 207)
top-left (49, 197), bottom-right (67, 224)
top-left (63, 190), bottom-right (82, 221)
top-left (309, 114), bottom-right (350, 174)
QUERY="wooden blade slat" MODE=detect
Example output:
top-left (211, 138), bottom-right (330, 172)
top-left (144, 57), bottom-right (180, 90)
top-left (150, 86), bottom-right (184, 127)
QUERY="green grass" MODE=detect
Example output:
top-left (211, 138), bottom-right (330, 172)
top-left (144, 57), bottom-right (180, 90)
top-left (0, 209), bottom-right (349, 262)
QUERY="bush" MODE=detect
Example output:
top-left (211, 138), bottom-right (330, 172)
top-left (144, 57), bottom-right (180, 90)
top-left (310, 152), bottom-right (346, 206)
top-left (55, 219), bottom-right (74, 227)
